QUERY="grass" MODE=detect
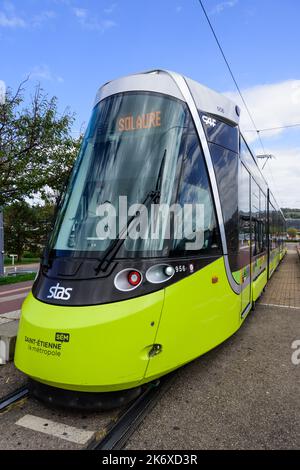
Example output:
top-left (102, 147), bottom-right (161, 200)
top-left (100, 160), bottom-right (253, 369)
top-left (4, 257), bottom-right (40, 266)
top-left (0, 272), bottom-right (36, 286)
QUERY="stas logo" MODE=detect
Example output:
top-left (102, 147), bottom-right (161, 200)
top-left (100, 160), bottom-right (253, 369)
top-left (47, 283), bottom-right (73, 300)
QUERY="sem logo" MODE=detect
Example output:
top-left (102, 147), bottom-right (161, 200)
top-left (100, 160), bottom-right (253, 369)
top-left (202, 115), bottom-right (217, 128)
top-left (47, 283), bottom-right (73, 300)
top-left (55, 332), bottom-right (70, 343)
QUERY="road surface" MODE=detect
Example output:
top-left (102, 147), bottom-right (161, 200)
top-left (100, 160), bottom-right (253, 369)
top-left (0, 281), bottom-right (33, 315)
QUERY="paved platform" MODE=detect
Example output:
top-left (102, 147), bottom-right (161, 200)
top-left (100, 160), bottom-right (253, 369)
top-left (126, 247), bottom-right (300, 450)
top-left (261, 246), bottom-right (300, 309)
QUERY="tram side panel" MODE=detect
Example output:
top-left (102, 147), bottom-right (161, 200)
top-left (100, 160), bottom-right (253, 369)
top-left (145, 257), bottom-right (240, 379)
top-left (146, 122), bottom-right (243, 379)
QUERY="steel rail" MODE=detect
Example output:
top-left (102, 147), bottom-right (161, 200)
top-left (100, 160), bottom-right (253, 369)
top-left (88, 373), bottom-right (175, 450)
top-left (0, 385), bottom-right (29, 412)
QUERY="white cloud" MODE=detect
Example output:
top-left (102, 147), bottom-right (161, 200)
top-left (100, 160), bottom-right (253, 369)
top-left (210, 0), bottom-right (238, 15)
top-left (0, 10), bottom-right (26, 28)
top-left (73, 8), bottom-right (87, 19)
top-left (224, 80), bottom-right (300, 208)
top-left (29, 65), bottom-right (64, 83)
top-left (263, 147), bottom-right (300, 208)
top-left (73, 8), bottom-right (116, 32)
top-left (0, 80), bottom-right (6, 104)
top-left (51, 0), bottom-right (71, 4)
top-left (32, 10), bottom-right (56, 28)
top-left (224, 80), bottom-right (300, 142)
top-left (101, 19), bottom-right (116, 31)
top-left (104, 3), bottom-right (117, 15)
top-left (0, 1), bottom-right (56, 29)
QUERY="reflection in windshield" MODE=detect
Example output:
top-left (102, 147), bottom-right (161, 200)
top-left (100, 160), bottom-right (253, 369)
top-left (49, 92), bottom-right (188, 257)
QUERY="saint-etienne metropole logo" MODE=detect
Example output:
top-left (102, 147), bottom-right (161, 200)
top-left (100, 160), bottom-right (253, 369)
top-left (0, 80), bottom-right (5, 105)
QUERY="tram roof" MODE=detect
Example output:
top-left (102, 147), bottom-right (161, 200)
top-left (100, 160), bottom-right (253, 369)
top-left (94, 69), bottom-right (284, 218)
top-left (94, 69), bottom-right (240, 126)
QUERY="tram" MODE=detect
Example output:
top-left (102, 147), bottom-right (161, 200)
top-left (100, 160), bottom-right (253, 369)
top-left (14, 70), bottom-right (286, 408)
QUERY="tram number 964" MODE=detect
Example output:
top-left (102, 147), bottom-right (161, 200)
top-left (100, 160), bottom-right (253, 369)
top-left (146, 454), bottom-right (198, 465)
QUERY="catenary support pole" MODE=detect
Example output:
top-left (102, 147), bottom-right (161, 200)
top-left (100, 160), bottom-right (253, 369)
top-left (0, 208), bottom-right (4, 277)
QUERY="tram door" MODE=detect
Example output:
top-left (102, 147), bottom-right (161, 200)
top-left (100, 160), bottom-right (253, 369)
top-left (239, 163), bottom-right (251, 313)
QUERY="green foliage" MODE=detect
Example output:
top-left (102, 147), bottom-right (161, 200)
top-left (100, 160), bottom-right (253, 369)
top-left (4, 257), bottom-right (40, 266)
top-left (4, 201), bottom-right (55, 259)
top-left (0, 272), bottom-right (36, 286)
top-left (282, 208), bottom-right (300, 219)
top-left (0, 80), bottom-right (82, 207)
top-left (287, 227), bottom-right (298, 239)
top-left (23, 252), bottom-right (40, 259)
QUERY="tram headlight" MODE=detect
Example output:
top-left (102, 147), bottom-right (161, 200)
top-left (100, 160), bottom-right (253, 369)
top-left (164, 266), bottom-right (175, 277)
top-left (146, 264), bottom-right (175, 284)
top-left (114, 268), bottom-right (143, 291)
top-left (128, 270), bottom-right (142, 287)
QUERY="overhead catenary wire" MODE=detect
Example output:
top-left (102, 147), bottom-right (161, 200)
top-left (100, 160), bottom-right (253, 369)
top-left (197, 0), bottom-right (268, 160)
top-left (245, 123), bottom-right (300, 133)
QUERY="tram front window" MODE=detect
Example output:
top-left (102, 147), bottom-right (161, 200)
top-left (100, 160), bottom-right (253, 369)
top-left (49, 92), bottom-right (189, 258)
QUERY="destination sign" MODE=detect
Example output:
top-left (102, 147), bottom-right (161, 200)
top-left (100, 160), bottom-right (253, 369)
top-left (118, 111), bottom-right (161, 132)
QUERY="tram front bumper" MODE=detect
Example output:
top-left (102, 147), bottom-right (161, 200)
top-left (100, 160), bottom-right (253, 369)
top-left (14, 291), bottom-right (164, 392)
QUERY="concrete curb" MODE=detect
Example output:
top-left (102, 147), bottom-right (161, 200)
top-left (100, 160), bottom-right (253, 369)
top-left (0, 311), bottom-right (20, 365)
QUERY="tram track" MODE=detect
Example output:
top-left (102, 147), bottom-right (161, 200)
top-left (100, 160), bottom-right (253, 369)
top-left (0, 373), bottom-right (174, 449)
top-left (88, 373), bottom-right (175, 450)
top-left (0, 385), bottom-right (29, 413)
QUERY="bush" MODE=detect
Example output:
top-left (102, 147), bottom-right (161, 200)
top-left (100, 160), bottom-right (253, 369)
top-left (0, 272), bottom-right (36, 285)
top-left (23, 252), bottom-right (40, 259)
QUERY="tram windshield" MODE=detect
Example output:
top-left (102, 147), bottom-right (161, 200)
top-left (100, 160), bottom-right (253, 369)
top-left (49, 91), bottom-right (215, 258)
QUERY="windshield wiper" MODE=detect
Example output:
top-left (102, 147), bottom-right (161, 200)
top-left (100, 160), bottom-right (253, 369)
top-left (94, 150), bottom-right (167, 274)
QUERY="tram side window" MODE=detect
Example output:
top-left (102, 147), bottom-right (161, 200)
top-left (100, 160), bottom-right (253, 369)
top-left (269, 203), bottom-right (276, 250)
top-left (274, 212), bottom-right (277, 249)
top-left (199, 112), bottom-right (239, 154)
top-left (171, 132), bottom-right (221, 256)
top-left (274, 211), bottom-right (277, 248)
top-left (282, 215), bottom-right (286, 246)
top-left (238, 163), bottom-right (251, 255)
top-left (251, 179), bottom-right (260, 256)
top-left (209, 143), bottom-right (239, 258)
top-left (276, 211), bottom-right (280, 248)
top-left (260, 190), bottom-right (267, 252)
top-left (278, 214), bottom-right (282, 248)
top-left (251, 180), bottom-right (267, 255)
top-left (240, 137), bottom-right (262, 188)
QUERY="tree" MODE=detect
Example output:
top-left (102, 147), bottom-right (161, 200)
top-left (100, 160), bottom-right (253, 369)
top-left (4, 202), bottom-right (55, 260)
top-left (0, 80), bottom-right (82, 207)
top-left (29, 203), bottom-right (55, 253)
top-left (287, 227), bottom-right (298, 239)
top-left (0, 81), bottom-right (83, 273)
top-left (3, 201), bottom-right (36, 259)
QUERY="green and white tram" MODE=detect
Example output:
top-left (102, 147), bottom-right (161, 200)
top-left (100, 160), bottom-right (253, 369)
top-left (15, 70), bottom-right (286, 408)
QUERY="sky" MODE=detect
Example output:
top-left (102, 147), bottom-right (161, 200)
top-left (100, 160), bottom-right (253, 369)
top-left (1, 0), bottom-right (300, 208)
